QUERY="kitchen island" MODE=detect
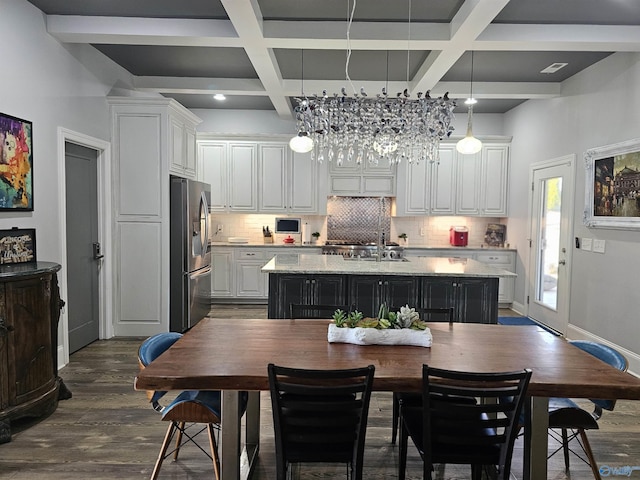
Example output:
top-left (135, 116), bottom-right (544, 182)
top-left (262, 254), bottom-right (516, 323)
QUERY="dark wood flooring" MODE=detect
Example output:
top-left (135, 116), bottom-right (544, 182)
top-left (1, 305), bottom-right (639, 479)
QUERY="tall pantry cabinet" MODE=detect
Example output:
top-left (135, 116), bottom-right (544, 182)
top-left (107, 97), bottom-right (201, 336)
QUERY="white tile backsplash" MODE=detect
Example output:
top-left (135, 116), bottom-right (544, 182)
top-left (211, 212), bottom-right (506, 247)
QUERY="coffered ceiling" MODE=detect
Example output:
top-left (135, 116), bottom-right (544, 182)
top-left (26, 0), bottom-right (640, 115)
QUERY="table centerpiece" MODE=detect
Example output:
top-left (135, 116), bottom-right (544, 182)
top-left (327, 304), bottom-right (432, 347)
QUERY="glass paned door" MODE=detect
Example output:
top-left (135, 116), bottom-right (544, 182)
top-left (535, 177), bottom-right (562, 310)
top-left (528, 158), bottom-right (574, 334)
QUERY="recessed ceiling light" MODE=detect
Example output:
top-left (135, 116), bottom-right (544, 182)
top-left (213, 93), bottom-right (226, 101)
top-left (540, 63), bottom-right (568, 74)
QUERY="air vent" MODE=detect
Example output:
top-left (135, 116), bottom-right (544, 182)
top-left (540, 63), bottom-right (568, 74)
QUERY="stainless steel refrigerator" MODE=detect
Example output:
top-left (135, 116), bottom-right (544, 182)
top-left (170, 175), bottom-right (212, 332)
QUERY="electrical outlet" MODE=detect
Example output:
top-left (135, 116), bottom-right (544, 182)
top-left (420, 227), bottom-right (425, 237)
top-left (217, 224), bottom-right (223, 234)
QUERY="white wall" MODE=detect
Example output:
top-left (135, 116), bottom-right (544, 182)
top-left (0, 0), bottom-right (134, 360)
top-left (504, 52), bottom-right (640, 361)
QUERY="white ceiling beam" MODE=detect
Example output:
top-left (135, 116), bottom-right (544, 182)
top-left (134, 75), bottom-right (561, 101)
top-left (134, 77), bottom-right (266, 95)
top-left (220, 0), bottom-right (292, 118)
top-left (412, 0), bottom-right (510, 94)
top-left (477, 24), bottom-right (640, 51)
top-left (46, 15), bottom-right (241, 47)
top-left (46, 15), bottom-right (640, 53)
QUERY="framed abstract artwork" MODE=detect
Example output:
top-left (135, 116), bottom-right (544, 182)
top-left (0, 228), bottom-right (36, 264)
top-left (584, 137), bottom-right (640, 229)
top-left (0, 112), bottom-right (33, 211)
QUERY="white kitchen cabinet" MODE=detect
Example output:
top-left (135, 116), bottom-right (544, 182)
top-left (455, 143), bottom-right (509, 216)
top-left (395, 143), bottom-right (509, 217)
top-left (480, 144), bottom-right (510, 216)
top-left (198, 141), bottom-right (258, 212)
top-left (235, 249), bottom-right (268, 298)
top-left (329, 157), bottom-right (396, 196)
top-left (211, 248), bottom-right (234, 297)
top-left (169, 112), bottom-right (199, 179)
top-left (475, 251), bottom-right (515, 304)
top-left (395, 145), bottom-right (456, 215)
top-left (108, 97), bottom-right (201, 336)
top-left (259, 143), bottom-right (320, 213)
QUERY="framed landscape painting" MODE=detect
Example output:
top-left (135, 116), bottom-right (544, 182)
top-left (0, 112), bottom-right (33, 211)
top-left (584, 137), bottom-right (640, 229)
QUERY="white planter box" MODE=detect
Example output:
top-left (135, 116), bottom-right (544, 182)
top-left (327, 324), bottom-right (432, 347)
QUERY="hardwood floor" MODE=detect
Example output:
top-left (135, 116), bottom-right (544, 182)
top-left (1, 305), bottom-right (639, 479)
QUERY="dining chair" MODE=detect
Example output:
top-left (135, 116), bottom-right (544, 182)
top-left (391, 307), bottom-right (454, 444)
top-left (267, 363), bottom-right (375, 480)
top-left (289, 303), bottom-right (351, 319)
top-left (138, 332), bottom-right (248, 480)
top-left (544, 340), bottom-right (628, 479)
top-left (399, 365), bottom-right (532, 480)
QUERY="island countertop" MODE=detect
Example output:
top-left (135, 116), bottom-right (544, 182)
top-left (261, 254), bottom-right (516, 278)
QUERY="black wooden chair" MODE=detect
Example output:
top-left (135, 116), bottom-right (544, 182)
top-left (289, 303), bottom-right (351, 319)
top-left (268, 363), bottom-right (375, 480)
top-left (391, 307), bottom-right (454, 444)
top-left (399, 365), bottom-right (532, 480)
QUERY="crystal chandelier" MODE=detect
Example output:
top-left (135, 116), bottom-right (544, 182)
top-left (289, 0), bottom-right (456, 165)
top-left (292, 89), bottom-right (456, 165)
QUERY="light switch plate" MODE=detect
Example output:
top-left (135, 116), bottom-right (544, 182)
top-left (593, 239), bottom-right (606, 253)
top-left (582, 238), bottom-right (592, 251)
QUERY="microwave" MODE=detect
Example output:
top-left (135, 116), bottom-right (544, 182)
top-left (274, 217), bottom-right (301, 234)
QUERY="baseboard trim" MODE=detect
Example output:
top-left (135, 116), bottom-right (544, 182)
top-left (510, 301), bottom-right (526, 316)
top-left (566, 324), bottom-right (640, 378)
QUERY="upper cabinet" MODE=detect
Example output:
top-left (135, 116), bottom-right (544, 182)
top-left (198, 137), bottom-right (327, 214)
top-left (199, 141), bottom-right (258, 212)
top-left (259, 143), bottom-right (324, 213)
top-left (395, 142), bottom-right (510, 217)
top-left (329, 158), bottom-right (396, 196)
top-left (396, 145), bottom-right (456, 215)
top-left (168, 110), bottom-right (201, 179)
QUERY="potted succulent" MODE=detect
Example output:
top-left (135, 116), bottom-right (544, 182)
top-left (311, 232), bottom-right (321, 243)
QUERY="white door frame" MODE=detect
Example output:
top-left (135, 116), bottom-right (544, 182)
top-left (526, 154), bottom-right (575, 333)
top-left (57, 127), bottom-right (113, 368)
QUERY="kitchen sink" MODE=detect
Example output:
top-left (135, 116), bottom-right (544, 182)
top-left (343, 257), bottom-right (410, 262)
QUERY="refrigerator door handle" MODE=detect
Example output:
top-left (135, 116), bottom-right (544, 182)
top-left (200, 191), bottom-right (209, 257)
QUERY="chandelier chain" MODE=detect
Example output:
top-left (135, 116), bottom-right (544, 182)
top-left (290, 0), bottom-right (456, 164)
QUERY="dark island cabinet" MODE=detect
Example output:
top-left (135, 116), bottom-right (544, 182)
top-left (420, 277), bottom-right (498, 324)
top-left (268, 274), bottom-right (347, 318)
top-left (0, 263), bottom-right (67, 444)
top-left (348, 275), bottom-right (418, 317)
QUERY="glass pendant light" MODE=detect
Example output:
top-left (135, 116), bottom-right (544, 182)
top-left (290, 49), bottom-right (314, 153)
top-left (456, 51), bottom-right (482, 155)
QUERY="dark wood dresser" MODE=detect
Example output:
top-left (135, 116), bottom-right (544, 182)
top-left (0, 262), bottom-right (68, 443)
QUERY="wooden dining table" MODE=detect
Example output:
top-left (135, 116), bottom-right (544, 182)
top-left (135, 318), bottom-right (640, 480)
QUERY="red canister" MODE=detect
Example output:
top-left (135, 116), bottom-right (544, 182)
top-left (449, 226), bottom-right (469, 246)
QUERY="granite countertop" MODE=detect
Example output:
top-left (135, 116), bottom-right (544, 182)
top-left (261, 254), bottom-right (516, 278)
